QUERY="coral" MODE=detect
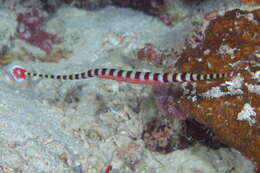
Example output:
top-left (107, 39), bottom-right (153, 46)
top-left (169, 9), bottom-right (260, 170)
top-left (40, 0), bottom-right (60, 13)
top-left (17, 9), bottom-right (61, 55)
top-left (40, 0), bottom-right (169, 26)
top-left (110, 0), bottom-right (166, 16)
top-left (142, 116), bottom-right (185, 154)
top-left (0, 9), bottom-right (17, 58)
top-left (203, 10), bottom-right (220, 21)
top-left (153, 85), bottom-right (188, 120)
top-left (62, 0), bottom-right (107, 10)
top-left (38, 49), bottom-right (72, 62)
top-left (105, 165), bottom-right (112, 173)
top-left (142, 116), bottom-right (226, 154)
top-left (0, 54), bottom-right (15, 65)
top-left (0, 48), bottom-right (33, 65)
top-left (115, 142), bottom-right (143, 169)
top-left (39, 0), bottom-right (166, 15)
top-left (0, 48), bottom-right (71, 65)
top-left (181, 119), bottom-right (227, 149)
top-left (241, 0), bottom-right (260, 5)
top-left (136, 43), bottom-right (162, 65)
top-left (159, 13), bottom-right (175, 26)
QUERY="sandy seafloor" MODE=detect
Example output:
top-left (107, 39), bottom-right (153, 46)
top-left (0, 0), bottom-right (258, 172)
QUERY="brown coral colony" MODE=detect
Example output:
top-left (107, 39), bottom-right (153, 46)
top-left (174, 9), bottom-right (260, 170)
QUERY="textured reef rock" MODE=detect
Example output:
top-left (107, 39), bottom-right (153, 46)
top-left (170, 9), bottom-right (260, 170)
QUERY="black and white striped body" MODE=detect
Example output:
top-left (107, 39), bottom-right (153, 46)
top-left (24, 68), bottom-right (233, 84)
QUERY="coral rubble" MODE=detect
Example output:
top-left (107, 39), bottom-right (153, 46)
top-left (171, 9), bottom-right (260, 170)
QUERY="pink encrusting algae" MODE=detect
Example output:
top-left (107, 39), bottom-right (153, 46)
top-left (16, 9), bottom-right (61, 55)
